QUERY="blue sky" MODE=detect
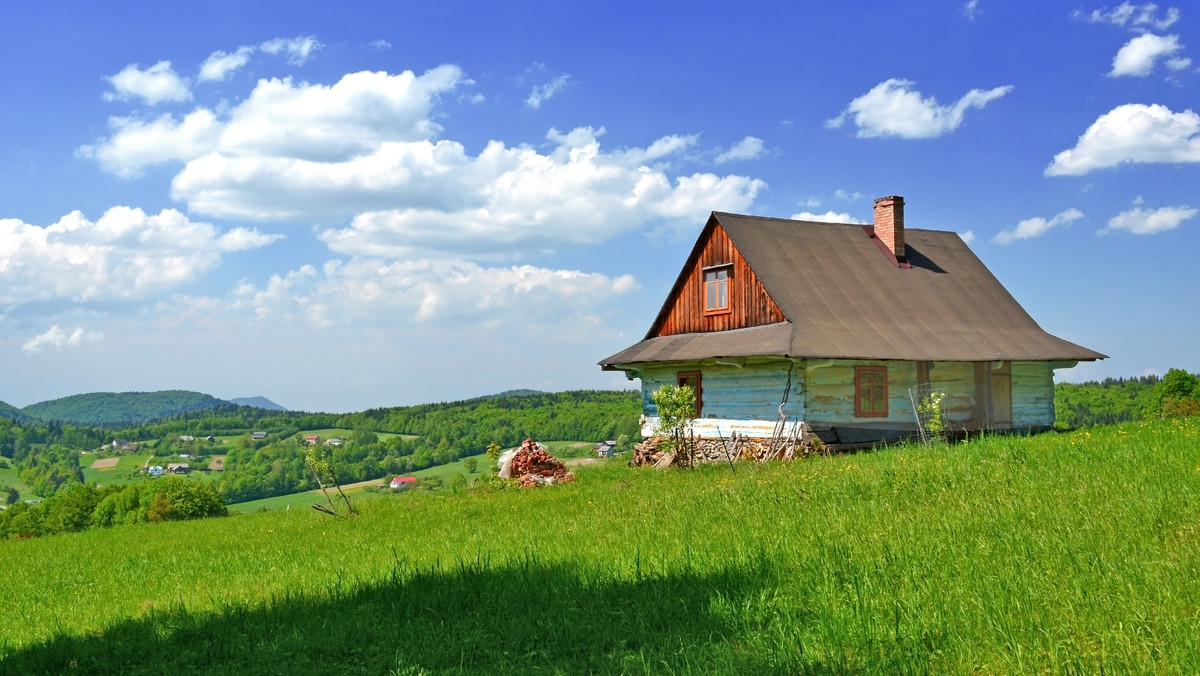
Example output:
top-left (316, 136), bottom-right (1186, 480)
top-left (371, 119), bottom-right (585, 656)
top-left (2, 1), bottom-right (1197, 412)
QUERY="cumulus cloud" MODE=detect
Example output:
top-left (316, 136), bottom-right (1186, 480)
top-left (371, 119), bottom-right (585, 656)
top-left (790, 210), bottom-right (865, 224)
top-left (83, 66), bottom-right (464, 179)
top-left (260, 36), bottom-right (322, 64)
top-left (959, 230), bottom-right (976, 244)
top-left (1075, 3), bottom-right (1180, 30)
top-left (199, 47), bottom-right (255, 82)
top-left (525, 73), bottom-right (571, 109)
top-left (1101, 204), bottom-right (1197, 234)
top-left (0, 207), bottom-right (281, 305)
top-left (1110, 33), bottom-right (1190, 76)
top-left (102, 61), bottom-right (191, 105)
top-left (232, 257), bottom-right (638, 328)
top-left (77, 109), bottom-right (222, 178)
top-left (316, 127), bottom-right (764, 258)
top-left (962, 0), bottom-right (981, 20)
top-left (826, 79), bottom-right (1013, 139)
top-left (1045, 103), bottom-right (1200, 175)
top-left (714, 136), bottom-right (765, 164)
top-left (82, 60), bottom-right (764, 258)
top-left (22, 325), bottom-right (103, 353)
top-left (993, 208), bottom-right (1085, 244)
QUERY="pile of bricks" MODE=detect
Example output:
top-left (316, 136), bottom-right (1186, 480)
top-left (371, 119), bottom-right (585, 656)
top-left (508, 438), bottom-right (575, 487)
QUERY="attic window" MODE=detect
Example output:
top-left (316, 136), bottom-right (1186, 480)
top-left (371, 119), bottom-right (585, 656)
top-left (703, 265), bottom-right (731, 315)
top-left (855, 366), bottom-right (888, 418)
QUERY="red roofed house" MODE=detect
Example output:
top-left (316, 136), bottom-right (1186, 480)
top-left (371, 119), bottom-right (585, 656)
top-left (390, 476), bottom-right (417, 489)
top-left (599, 196), bottom-right (1105, 451)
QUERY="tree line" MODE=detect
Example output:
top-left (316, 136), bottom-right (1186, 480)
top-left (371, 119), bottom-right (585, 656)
top-left (1054, 368), bottom-right (1200, 428)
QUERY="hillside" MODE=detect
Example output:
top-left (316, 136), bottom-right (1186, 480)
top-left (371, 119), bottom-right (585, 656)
top-left (227, 396), bottom-right (286, 411)
top-left (20, 390), bottom-right (228, 426)
top-left (1, 419), bottom-right (1197, 673)
top-left (0, 401), bottom-right (32, 423)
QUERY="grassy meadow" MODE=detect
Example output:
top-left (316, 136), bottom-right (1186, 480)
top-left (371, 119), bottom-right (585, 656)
top-left (1, 418), bottom-right (1198, 674)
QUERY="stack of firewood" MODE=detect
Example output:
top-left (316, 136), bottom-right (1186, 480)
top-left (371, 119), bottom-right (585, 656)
top-left (508, 438), bottom-right (575, 487)
top-left (629, 437), bottom-right (672, 467)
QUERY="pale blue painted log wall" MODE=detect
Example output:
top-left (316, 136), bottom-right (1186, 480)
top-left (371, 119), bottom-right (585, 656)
top-left (637, 359), bottom-right (1058, 430)
top-left (805, 360), bottom-right (919, 425)
top-left (1011, 361), bottom-right (1055, 427)
top-left (638, 360), bottom-right (805, 422)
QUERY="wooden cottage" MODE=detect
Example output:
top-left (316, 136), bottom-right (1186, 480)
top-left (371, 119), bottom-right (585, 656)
top-left (599, 196), bottom-right (1105, 446)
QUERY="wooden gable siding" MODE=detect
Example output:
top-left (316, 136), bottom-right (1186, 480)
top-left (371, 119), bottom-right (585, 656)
top-left (652, 223), bottom-right (785, 337)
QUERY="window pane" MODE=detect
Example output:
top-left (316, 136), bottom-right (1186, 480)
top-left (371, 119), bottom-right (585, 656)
top-left (717, 279), bottom-right (727, 307)
top-left (706, 281), bottom-right (716, 309)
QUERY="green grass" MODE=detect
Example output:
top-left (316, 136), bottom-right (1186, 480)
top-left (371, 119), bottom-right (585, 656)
top-left (0, 463), bottom-right (33, 503)
top-left (226, 453), bottom-right (491, 513)
top-left (2, 418), bottom-right (1199, 674)
top-left (78, 453), bottom-right (152, 487)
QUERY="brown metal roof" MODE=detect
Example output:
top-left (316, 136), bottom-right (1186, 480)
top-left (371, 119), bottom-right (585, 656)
top-left (601, 212), bottom-right (1105, 368)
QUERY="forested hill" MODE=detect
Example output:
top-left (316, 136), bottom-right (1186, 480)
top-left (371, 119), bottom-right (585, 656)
top-left (20, 390), bottom-right (230, 427)
top-left (0, 401), bottom-right (32, 423)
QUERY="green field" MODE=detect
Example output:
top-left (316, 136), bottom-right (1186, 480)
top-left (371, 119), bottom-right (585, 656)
top-left (0, 463), bottom-right (32, 503)
top-left (2, 418), bottom-right (1199, 673)
top-left (227, 452), bottom-right (492, 513)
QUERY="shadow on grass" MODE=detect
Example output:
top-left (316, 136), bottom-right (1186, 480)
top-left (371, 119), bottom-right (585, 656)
top-left (2, 552), bottom-right (815, 675)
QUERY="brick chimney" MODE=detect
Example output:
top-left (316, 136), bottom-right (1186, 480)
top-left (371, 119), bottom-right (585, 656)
top-left (873, 195), bottom-right (905, 258)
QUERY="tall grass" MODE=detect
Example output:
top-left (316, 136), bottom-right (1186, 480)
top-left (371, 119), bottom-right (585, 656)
top-left (1, 418), bottom-right (1198, 674)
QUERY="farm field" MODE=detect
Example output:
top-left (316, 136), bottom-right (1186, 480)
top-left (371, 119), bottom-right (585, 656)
top-left (0, 464), bottom-right (32, 503)
top-left (226, 452), bottom-right (493, 513)
top-left (79, 453), bottom-right (151, 486)
top-left (2, 418), bottom-right (1199, 673)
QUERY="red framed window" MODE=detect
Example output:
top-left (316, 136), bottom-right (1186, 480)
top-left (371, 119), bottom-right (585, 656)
top-left (677, 371), bottom-right (702, 417)
top-left (703, 266), bottom-right (731, 314)
top-left (855, 366), bottom-right (888, 417)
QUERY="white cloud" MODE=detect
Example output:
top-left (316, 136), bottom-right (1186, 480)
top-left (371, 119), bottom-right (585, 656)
top-left (102, 61), bottom-right (191, 105)
top-left (790, 210), bottom-right (864, 224)
top-left (1102, 204), bottom-right (1197, 234)
top-left (826, 79), bottom-right (1013, 139)
top-left (834, 189), bottom-right (863, 202)
top-left (77, 109), bottom-right (222, 178)
top-left (260, 36), bottom-right (322, 65)
top-left (84, 66), bottom-right (464, 179)
top-left (366, 39), bottom-right (392, 51)
top-left (993, 208), bottom-right (1085, 244)
top-left (83, 62), bottom-right (764, 258)
top-left (962, 0), bottom-right (981, 20)
top-left (1110, 33), bottom-right (1189, 76)
top-left (232, 257), bottom-right (638, 328)
top-left (525, 73), bottom-right (571, 109)
top-left (0, 207), bottom-right (281, 305)
top-left (316, 127), bottom-right (764, 258)
top-left (715, 136), bottom-right (765, 164)
top-left (959, 230), bottom-right (976, 244)
top-left (1045, 103), bottom-right (1200, 175)
top-left (22, 325), bottom-right (103, 353)
top-left (199, 47), bottom-right (255, 82)
top-left (1075, 3), bottom-right (1180, 30)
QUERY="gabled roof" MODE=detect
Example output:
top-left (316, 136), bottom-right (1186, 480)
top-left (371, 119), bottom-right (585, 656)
top-left (601, 212), bottom-right (1105, 366)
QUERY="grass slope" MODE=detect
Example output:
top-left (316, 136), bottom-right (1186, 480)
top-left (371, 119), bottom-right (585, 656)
top-left (2, 419), bottom-right (1199, 674)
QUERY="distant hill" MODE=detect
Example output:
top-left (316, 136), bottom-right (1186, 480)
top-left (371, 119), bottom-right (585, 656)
top-left (0, 400), bottom-right (33, 423)
top-left (228, 396), bottom-right (287, 411)
top-left (21, 390), bottom-right (228, 426)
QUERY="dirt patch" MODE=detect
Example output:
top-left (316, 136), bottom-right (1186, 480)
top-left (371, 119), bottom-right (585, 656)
top-left (90, 457), bottom-right (120, 470)
top-left (565, 457), bottom-right (599, 467)
top-left (209, 456), bottom-right (225, 471)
